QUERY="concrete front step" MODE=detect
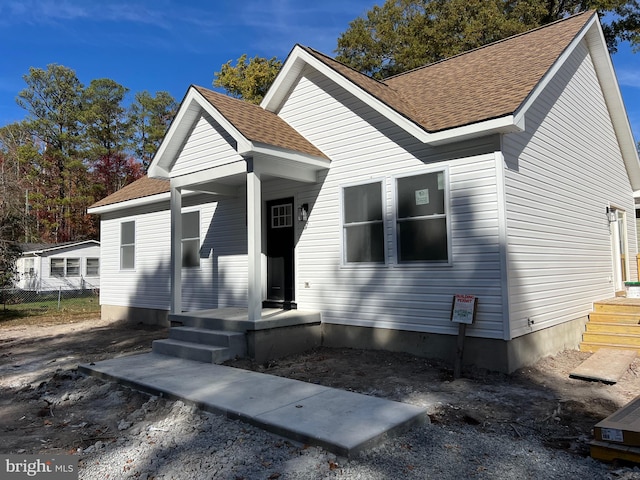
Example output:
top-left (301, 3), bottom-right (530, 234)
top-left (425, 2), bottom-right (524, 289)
top-left (152, 338), bottom-right (243, 364)
top-left (169, 327), bottom-right (246, 351)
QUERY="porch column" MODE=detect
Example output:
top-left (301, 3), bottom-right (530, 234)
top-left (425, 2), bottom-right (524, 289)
top-left (170, 186), bottom-right (182, 314)
top-left (247, 165), bottom-right (262, 322)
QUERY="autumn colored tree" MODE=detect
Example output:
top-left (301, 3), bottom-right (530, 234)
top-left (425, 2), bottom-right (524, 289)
top-left (213, 54), bottom-right (283, 105)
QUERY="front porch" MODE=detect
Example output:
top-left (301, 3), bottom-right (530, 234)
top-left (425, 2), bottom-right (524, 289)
top-left (153, 307), bottom-right (322, 364)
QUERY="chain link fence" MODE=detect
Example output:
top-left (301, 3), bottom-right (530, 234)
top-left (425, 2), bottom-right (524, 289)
top-left (1, 282), bottom-right (100, 318)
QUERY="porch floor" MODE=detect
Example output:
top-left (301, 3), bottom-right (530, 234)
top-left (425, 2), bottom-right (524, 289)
top-left (169, 307), bottom-right (321, 331)
top-left (80, 353), bottom-right (428, 457)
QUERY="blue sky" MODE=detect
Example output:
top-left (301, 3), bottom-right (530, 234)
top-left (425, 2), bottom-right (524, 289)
top-left (1, 0), bottom-right (638, 142)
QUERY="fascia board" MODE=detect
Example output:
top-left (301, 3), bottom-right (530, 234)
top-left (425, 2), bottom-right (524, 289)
top-left (148, 88), bottom-right (200, 178)
top-left (148, 87), bottom-right (253, 178)
top-left (23, 240), bottom-right (100, 255)
top-left (249, 142), bottom-right (331, 168)
top-left (426, 116), bottom-right (524, 146)
top-left (87, 192), bottom-right (171, 215)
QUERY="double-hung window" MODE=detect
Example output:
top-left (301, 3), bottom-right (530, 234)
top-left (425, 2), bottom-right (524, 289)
top-left (395, 171), bottom-right (448, 262)
top-left (120, 221), bottom-right (135, 269)
top-left (51, 258), bottom-right (65, 277)
top-left (182, 211), bottom-right (200, 268)
top-left (342, 182), bottom-right (384, 264)
top-left (66, 258), bottom-right (80, 277)
top-left (86, 258), bottom-right (99, 276)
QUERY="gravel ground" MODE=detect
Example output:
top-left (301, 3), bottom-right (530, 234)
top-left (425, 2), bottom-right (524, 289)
top-left (2, 317), bottom-right (640, 479)
top-left (77, 393), bottom-right (637, 480)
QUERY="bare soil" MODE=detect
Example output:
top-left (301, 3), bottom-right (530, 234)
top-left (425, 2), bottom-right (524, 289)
top-left (1, 316), bottom-right (639, 464)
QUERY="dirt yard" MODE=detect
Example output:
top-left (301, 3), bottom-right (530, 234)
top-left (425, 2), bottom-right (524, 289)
top-left (1, 316), bottom-right (639, 464)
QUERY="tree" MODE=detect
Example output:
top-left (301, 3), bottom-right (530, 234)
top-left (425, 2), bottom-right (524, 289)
top-left (213, 54), bottom-right (282, 104)
top-left (16, 64), bottom-right (87, 242)
top-left (336, 0), bottom-right (640, 78)
top-left (81, 78), bottom-right (130, 161)
top-left (129, 91), bottom-right (177, 171)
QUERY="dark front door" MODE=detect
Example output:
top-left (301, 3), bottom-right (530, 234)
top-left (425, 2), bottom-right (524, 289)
top-left (265, 198), bottom-right (295, 308)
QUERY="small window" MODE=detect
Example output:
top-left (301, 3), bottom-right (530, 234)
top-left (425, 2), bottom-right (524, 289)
top-left (66, 258), bottom-right (80, 277)
top-left (182, 211), bottom-right (200, 268)
top-left (271, 204), bottom-right (292, 228)
top-left (121, 221), bottom-right (135, 269)
top-left (342, 182), bottom-right (384, 263)
top-left (51, 258), bottom-right (65, 277)
top-left (23, 258), bottom-right (34, 276)
top-left (86, 258), bottom-right (99, 276)
top-left (396, 171), bottom-right (448, 262)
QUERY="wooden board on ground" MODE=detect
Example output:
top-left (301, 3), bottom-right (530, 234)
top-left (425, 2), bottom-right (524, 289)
top-left (569, 348), bottom-right (636, 384)
top-left (591, 395), bottom-right (640, 464)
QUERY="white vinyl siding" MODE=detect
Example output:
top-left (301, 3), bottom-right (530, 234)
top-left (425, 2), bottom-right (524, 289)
top-left (502, 40), bottom-right (637, 338)
top-left (279, 66), bottom-right (505, 339)
top-left (100, 194), bottom-right (248, 312)
top-left (170, 112), bottom-right (244, 177)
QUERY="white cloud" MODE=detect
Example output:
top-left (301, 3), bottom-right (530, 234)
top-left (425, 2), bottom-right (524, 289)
top-left (617, 68), bottom-right (640, 89)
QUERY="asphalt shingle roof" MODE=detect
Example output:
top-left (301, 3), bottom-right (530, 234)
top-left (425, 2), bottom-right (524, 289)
top-left (90, 12), bottom-right (595, 209)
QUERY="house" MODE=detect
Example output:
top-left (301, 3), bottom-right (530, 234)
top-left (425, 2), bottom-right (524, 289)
top-left (15, 241), bottom-right (101, 292)
top-left (88, 11), bottom-right (640, 373)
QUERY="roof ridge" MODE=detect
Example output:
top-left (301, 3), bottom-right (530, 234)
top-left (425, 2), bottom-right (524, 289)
top-left (384, 9), bottom-right (595, 82)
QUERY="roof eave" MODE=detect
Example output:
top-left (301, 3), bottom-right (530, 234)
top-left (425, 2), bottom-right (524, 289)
top-left (425, 115), bottom-right (525, 146)
top-left (88, 192), bottom-right (171, 215)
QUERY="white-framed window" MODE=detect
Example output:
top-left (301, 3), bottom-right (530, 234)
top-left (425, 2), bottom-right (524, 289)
top-left (23, 258), bottom-right (34, 276)
top-left (395, 169), bottom-right (449, 263)
top-left (342, 181), bottom-right (385, 264)
top-left (86, 258), bottom-right (99, 277)
top-left (182, 211), bottom-right (200, 268)
top-left (51, 258), bottom-right (65, 277)
top-left (271, 204), bottom-right (292, 228)
top-left (121, 221), bottom-right (135, 269)
top-left (66, 258), bottom-right (80, 277)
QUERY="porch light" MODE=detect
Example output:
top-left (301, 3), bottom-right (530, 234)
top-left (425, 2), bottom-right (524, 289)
top-left (606, 207), bottom-right (616, 223)
top-left (298, 203), bottom-right (309, 222)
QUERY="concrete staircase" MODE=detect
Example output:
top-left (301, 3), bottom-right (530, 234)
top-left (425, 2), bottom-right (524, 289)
top-left (152, 315), bottom-right (247, 364)
top-left (580, 299), bottom-right (640, 354)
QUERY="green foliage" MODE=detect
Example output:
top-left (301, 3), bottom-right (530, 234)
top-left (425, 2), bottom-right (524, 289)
top-left (6, 65), bottom-right (177, 244)
top-left (336, 0), bottom-right (640, 78)
top-left (129, 91), bottom-right (177, 170)
top-left (213, 54), bottom-right (283, 104)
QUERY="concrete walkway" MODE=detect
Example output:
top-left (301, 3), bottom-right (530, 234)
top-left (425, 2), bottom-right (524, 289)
top-left (79, 353), bottom-right (428, 457)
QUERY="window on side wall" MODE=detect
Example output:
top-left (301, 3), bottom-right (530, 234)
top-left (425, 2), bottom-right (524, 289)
top-left (396, 170), bottom-right (448, 262)
top-left (342, 181), bottom-right (385, 264)
top-left (66, 258), bottom-right (80, 276)
top-left (120, 221), bottom-right (135, 269)
top-left (86, 258), bottom-right (99, 276)
top-left (51, 258), bottom-right (65, 277)
top-left (182, 211), bottom-right (200, 268)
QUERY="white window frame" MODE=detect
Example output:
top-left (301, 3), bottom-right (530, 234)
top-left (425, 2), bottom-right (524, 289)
top-left (66, 258), bottom-right (80, 277)
top-left (50, 258), bottom-right (65, 277)
top-left (120, 221), bottom-right (136, 270)
top-left (392, 167), bottom-right (452, 265)
top-left (340, 178), bottom-right (387, 266)
top-left (86, 258), bottom-right (100, 277)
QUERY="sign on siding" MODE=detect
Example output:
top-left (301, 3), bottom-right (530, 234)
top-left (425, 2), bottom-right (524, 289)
top-left (451, 294), bottom-right (477, 324)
